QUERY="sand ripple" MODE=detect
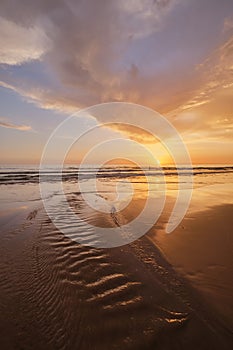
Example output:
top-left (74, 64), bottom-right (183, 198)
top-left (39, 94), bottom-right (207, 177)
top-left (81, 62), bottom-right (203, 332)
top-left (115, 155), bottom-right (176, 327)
top-left (0, 204), bottom-right (232, 350)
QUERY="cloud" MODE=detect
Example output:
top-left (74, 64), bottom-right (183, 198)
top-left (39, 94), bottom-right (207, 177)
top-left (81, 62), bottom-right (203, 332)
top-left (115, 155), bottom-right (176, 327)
top-left (0, 80), bottom-right (82, 112)
top-left (0, 118), bottom-right (32, 131)
top-left (223, 15), bottom-right (233, 32)
top-left (97, 31), bottom-right (233, 144)
top-left (0, 17), bottom-right (50, 65)
top-left (0, 0), bottom-right (232, 149)
top-left (0, 0), bottom-right (178, 112)
top-left (167, 34), bottom-right (233, 113)
top-left (108, 123), bottom-right (157, 144)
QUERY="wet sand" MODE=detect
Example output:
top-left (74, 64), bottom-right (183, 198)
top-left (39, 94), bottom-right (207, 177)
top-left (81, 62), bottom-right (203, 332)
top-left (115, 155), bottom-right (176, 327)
top-left (0, 168), bottom-right (233, 349)
top-left (149, 196), bottom-right (233, 329)
top-left (0, 200), bottom-right (232, 349)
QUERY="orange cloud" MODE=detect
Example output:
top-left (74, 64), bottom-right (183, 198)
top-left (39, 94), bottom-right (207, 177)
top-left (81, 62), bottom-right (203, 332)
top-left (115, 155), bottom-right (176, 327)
top-left (0, 119), bottom-right (32, 131)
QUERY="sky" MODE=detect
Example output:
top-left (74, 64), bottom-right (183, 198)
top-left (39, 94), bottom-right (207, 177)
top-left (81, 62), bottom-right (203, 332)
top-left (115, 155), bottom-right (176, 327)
top-left (0, 0), bottom-right (233, 165)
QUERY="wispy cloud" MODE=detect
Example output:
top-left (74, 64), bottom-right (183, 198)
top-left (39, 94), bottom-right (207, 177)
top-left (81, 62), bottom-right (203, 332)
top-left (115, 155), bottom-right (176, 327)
top-left (167, 34), bottom-right (233, 115)
top-left (223, 15), bottom-right (233, 32)
top-left (0, 118), bottom-right (32, 131)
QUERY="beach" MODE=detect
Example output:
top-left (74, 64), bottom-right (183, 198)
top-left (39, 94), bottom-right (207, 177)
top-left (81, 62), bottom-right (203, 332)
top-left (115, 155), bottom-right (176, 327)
top-left (0, 165), bottom-right (232, 349)
top-left (1, 0), bottom-right (233, 348)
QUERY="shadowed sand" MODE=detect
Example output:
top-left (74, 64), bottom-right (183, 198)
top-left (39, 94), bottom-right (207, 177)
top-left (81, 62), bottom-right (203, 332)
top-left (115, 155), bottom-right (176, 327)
top-left (0, 198), bottom-right (232, 349)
